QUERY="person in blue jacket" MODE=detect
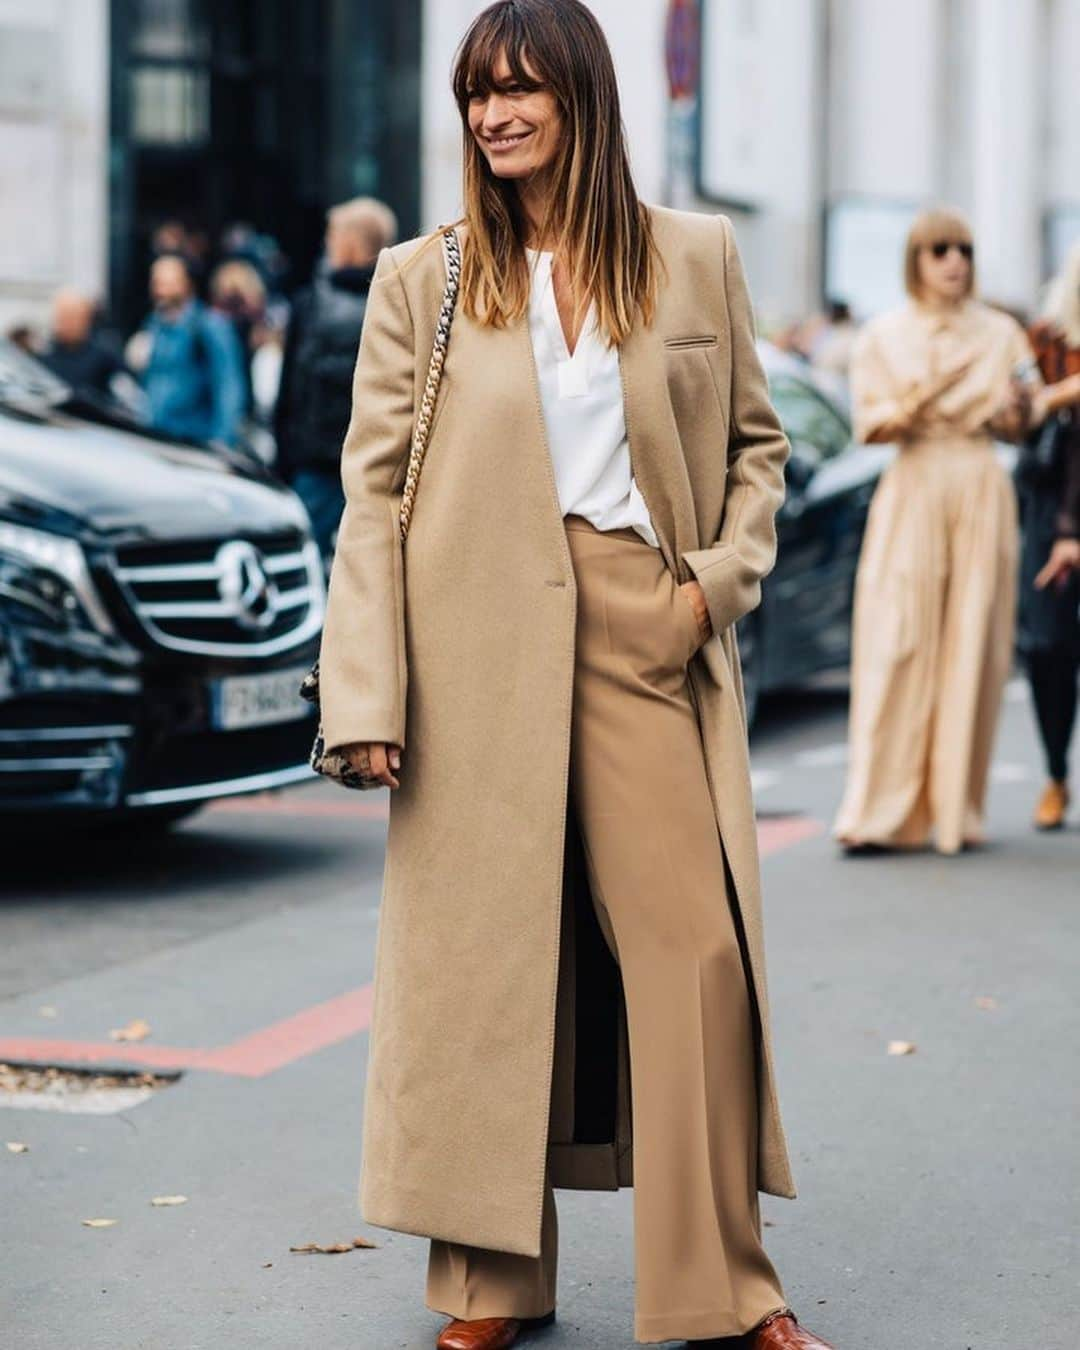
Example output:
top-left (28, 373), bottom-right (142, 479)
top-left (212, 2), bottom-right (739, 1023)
top-left (138, 253), bottom-right (247, 447)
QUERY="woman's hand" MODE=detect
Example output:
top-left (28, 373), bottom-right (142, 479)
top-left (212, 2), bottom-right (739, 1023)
top-left (678, 580), bottom-right (713, 648)
top-left (888, 356), bottom-right (977, 439)
top-left (1034, 538), bottom-right (1080, 590)
top-left (342, 742), bottom-right (402, 789)
top-left (988, 379), bottom-right (1033, 442)
top-left (1032, 372), bottom-right (1080, 425)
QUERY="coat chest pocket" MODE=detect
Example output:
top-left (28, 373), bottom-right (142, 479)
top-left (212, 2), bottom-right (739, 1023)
top-left (663, 333), bottom-right (718, 350)
top-left (663, 341), bottom-right (728, 447)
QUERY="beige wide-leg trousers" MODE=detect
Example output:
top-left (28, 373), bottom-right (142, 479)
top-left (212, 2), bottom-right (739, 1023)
top-left (834, 439), bottom-right (1019, 854)
top-left (426, 516), bottom-right (787, 1343)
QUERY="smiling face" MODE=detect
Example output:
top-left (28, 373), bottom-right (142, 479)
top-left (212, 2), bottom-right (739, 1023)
top-left (465, 49), bottom-right (563, 184)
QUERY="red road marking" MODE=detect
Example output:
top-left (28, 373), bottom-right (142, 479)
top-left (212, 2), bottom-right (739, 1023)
top-left (0, 985), bottom-right (374, 1080)
top-left (757, 815), bottom-right (824, 855)
top-left (211, 798), bottom-right (826, 846)
top-left (2, 818), bottom-right (819, 1078)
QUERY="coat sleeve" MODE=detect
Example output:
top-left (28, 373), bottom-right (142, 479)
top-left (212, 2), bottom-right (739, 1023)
top-left (847, 324), bottom-right (915, 444)
top-left (317, 246), bottom-right (415, 753)
top-left (679, 214), bottom-right (790, 635)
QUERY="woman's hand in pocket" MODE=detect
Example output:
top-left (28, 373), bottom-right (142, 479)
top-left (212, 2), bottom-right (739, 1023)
top-left (343, 742), bottom-right (402, 789)
top-left (678, 580), bottom-right (713, 649)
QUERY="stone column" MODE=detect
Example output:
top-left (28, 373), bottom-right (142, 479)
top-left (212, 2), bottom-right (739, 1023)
top-left (970, 0), bottom-right (1043, 308)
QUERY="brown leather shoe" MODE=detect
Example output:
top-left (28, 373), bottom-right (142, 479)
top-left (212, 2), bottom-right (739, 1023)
top-left (1034, 779), bottom-right (1070, 830)
top-left (435, 1311), bottom-right (555, 1350)
top-left (746, 1308), bottom-right (835, 1349)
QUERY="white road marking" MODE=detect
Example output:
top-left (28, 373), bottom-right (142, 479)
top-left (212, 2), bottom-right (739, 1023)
top-left (0, 1087), bottom-right (156, 1114)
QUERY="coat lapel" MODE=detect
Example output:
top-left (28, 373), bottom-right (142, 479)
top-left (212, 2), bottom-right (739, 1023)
top-left (618, 317), bottom-right (698, 580)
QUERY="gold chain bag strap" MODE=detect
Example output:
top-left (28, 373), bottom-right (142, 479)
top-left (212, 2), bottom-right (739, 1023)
top-left (299, 226), bottom-right (462, 788)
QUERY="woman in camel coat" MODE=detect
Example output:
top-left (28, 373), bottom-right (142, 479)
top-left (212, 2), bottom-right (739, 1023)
top-left (834, 208), bottom-right (1036, 855)
top-left (317, 4), bottom-right (831, 1348)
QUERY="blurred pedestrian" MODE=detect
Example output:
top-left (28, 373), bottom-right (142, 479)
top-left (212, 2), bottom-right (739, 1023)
top-left (834, 207), bottom-right (1037, 855)
top-left (315, 5), bottom-right (834, 1350)
top-left (137, 253), bottom-right (247, 448)
top-left (1017, 242), bottom-right (1080, 829)
top-left (38, 289), bottom-right (128, 401)
top-left (209, 258), bottom-right (268, 413)
top-left (274, 196), bottom-right (398, 558)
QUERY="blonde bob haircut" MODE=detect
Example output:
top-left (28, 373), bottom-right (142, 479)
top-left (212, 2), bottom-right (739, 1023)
top-left (904, 207), bottom-right (977, 301)
top-left (448, 0), bottom-right (661, 346)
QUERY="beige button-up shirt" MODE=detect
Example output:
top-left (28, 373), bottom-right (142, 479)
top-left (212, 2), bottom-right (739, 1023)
top-left (850, 298), bottom-right (1037, 445)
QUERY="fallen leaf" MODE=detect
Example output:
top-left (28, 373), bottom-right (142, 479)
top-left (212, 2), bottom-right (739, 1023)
top-left (262, 1262), bottom-right (273, 1268)
top-left (6, 1141), bottom-right (29, 1153)
top-left (289, 1236), bottom-right (378, 1254)
top-left (887, 1040), bottom-right (917, 1056)
top-left (82, 1218), bottom-right (118, 1228)
top-left (974, 996), bottom-right (997, 1010)
top-left (38, 1005), bottom-right (59, 1018)
top-left (150, 1195), bottom-right (188, 1206)
top-left (109, 1018), bottom-right (152, 1042)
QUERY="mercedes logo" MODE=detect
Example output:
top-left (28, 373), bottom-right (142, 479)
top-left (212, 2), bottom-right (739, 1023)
top-left (216, 541), bottom-right (280, 631)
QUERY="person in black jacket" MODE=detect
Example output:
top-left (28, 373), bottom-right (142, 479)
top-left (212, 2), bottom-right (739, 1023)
top-left (274, 197), bottom-right (398, 560)
top-left (1021, 243), bottom-right (1080, 829)
top-left (39, 290), bottom-right (129, 401)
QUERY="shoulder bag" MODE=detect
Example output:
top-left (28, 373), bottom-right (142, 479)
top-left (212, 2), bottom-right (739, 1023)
top-left (299, 225), bottom-right (462, 788)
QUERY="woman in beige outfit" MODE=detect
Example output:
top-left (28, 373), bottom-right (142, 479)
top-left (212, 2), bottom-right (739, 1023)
top-left (318, 3), bottom-right (836, 1348)
top-left (835, 208), bottom-right (1037, 854)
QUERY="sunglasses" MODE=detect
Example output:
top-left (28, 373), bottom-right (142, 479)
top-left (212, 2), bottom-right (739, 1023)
top-left (928, 240), bottom-right (974, 261)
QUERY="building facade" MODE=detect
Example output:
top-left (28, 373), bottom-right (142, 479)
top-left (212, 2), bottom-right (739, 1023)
top-left (2, 0), bottom-right (1079, 336)
top-left (422, 0), bottom-right (1080, 326)
top-left (0, 0), bottom-right (422, 333)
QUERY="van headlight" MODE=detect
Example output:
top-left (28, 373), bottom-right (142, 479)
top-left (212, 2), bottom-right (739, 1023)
top-left (0, 521), bottom-right (115, 636)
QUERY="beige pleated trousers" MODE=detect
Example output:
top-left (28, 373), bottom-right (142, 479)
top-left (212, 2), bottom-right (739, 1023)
top-left (834, 438), bottom-right (1019, 854)
top-left (426, 516), bottom-right (787, 1343)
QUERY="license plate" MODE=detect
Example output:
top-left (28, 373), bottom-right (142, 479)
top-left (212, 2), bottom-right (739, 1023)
top-left (210, 665), bottom-right (312, 731)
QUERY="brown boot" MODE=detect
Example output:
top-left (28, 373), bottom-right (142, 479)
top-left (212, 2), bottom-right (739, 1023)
top-left (1034, 780), bottom-right (1070, 830)
top-left (746, 1308), bottom-right (835, 1349)
top-left (435, 1311), bottom-right (554, 1350)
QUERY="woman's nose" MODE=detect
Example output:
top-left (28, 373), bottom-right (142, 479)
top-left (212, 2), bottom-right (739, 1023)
top-left (482, 94), bottom-right (513, 128)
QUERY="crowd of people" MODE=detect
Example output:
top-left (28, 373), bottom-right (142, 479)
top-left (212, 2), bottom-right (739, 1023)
top-left (5, 197), bottom-right (399, 558)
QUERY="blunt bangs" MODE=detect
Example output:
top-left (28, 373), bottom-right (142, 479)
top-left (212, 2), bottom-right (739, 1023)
top-left (453, 10), bottom-right (549, 109)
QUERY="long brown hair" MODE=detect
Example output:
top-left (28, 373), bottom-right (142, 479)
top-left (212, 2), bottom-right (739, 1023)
top-left (451, 0), bottom-right (660, 345)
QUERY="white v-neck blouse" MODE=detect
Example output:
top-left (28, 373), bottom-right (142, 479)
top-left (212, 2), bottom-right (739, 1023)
top-left (524, 248), bottom-right (660, 548)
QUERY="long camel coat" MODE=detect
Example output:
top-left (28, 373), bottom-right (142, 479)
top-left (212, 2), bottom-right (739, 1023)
top-left (318, 204), bottom-right (796, 1260)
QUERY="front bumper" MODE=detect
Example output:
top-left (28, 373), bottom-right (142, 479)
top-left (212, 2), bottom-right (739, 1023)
top-left (0, 617), bottom-right (318, 813)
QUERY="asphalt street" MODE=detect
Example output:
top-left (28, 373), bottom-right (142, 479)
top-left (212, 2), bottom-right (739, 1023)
top-left (2, 678), bottom-right (1077, 1350)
